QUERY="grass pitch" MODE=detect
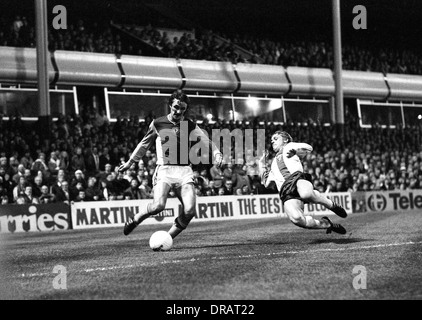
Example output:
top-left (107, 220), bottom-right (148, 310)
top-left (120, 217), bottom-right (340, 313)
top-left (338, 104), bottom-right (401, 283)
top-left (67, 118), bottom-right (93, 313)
top-left (1, 210), bottom-right (421, 301)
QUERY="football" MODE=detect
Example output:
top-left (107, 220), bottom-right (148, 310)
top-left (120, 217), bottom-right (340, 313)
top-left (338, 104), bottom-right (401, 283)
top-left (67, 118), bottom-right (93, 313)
top-left (149, 230), bottom-right (173, 251)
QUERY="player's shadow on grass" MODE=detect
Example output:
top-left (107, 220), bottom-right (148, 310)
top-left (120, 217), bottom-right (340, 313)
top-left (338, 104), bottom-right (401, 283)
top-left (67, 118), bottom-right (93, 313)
top-left (173, 241), bottom-right (288, 250)
top-left (309, 237), bottom-right (373, 245)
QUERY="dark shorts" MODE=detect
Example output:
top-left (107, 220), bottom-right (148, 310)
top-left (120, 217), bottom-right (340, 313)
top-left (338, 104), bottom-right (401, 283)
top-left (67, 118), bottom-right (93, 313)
top-left (279, 171), bottom-right (313, 204)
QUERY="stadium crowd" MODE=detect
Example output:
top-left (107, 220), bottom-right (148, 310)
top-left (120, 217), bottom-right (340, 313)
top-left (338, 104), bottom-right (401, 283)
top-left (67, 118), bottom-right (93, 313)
top-left (2, 14), bottom-right (422, 74)
top-left (1, 102), bottom-right (422, 206)
top-left (1, 8), bottom-right (422, 206)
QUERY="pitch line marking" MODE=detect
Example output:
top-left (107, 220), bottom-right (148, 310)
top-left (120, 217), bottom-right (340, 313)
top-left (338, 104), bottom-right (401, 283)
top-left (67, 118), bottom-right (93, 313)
top-left (16, 240), bottom-right (422, 278)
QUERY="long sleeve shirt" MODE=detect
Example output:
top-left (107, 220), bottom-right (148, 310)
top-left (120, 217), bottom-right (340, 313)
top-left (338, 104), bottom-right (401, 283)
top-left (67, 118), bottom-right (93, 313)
top-left (260, 142), bottom-right (313, 191)
top-left (129, 115), bottom-right (220, 165)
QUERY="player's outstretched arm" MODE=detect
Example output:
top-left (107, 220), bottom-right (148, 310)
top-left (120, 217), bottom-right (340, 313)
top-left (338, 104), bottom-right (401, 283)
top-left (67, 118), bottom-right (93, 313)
top-left (119, 121), bottom-right (157, 172)
top-left (258, 150), bottom-right (271, 187)
top-left (118, 159), bottom-right (135, 173)
top-left (286, 142), bottom-right (313, 158)
top-left (193, 124), bottom-right (223, 167)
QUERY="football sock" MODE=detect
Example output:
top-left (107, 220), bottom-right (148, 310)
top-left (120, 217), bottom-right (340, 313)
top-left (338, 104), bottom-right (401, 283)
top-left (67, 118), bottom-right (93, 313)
top-left (168, 225), bottom-right (183, 239)
top-left (168, 218), bottom-right (184, 238)
top-left (168, 216), bottom-right (191, 239)
top-left (304, 216), bottom-right (330, 229)
top-left (134, 203), bottom-right (152, 224)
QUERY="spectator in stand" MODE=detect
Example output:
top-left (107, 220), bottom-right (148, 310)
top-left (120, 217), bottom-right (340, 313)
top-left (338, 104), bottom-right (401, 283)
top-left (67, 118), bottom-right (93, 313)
top-left (54, 180), bottom-right (71, 204)
top-left (99, 177), bottom-right (113, 201)
top-left (51, 169), bottom-right (68, 199)
top-left (9, 156), bottom-right (20, 176)
top-left (98, 163), bottom-right (113, 181)
top-left (12, 16), bottom-right (23, 37)
top-left (85, 146), bottom-right (100, 177)
top-left (141, 150), bottom-right (154, 168)
top-left (16, 196), bottom-right (27, 205)
top-left (0, 168), bottom-right (13, 201)
top-left (245, 152), bottom-right (259, 179)
top-left (4, 11), bottom-right (422, 75)
top-left (31, 175), bottom-right (43, 198)
top-left (192, 170), bottom-right (204, 192)
top-left (209, 161), bottom-right (224, 190)
top-left (48, 151), bottom-right (61, 177)
top-left (70, 180), bottom-right (86, 201)
top-left (207, 180), bottom-right (218, 196)
top-left (85, 176), bottom-right (101, 201)
top-left (94, 109), bottom-right (109, 128)
top-left (195, 186), bottom-right (203, 197)
top-left (139, 178), bottom-right (152, 199)
top-left (0, 182), bottom-right (8, 201)
top-left (22, 185), bottom-right (39, 204)
top-left (39, 185), bottom-right (56, 204)
top-left (57, 150), bottom-right (70, 172)
top-left (109, 146), bottom-right (122, 168)
top-left (112, 170), bottom-right (130, 200)
top-left (12, 164), bottom-right (25, 184)
top-left (31, 152), bottom-right (48, 177)
top-left (0, 157), bottom-right (9, 174)
top-left (74, 190), bottom-right (87, 202)
top-left (18, 16), bottom-right (31, 46)
top-left (222, 162), bottom-right (234, 185)
top-left (124, 178), bottom-right (143, 200)
top-left (99, 147), bottom-right (111, 171)
top-left (122, 163), bottom-right (137, 183)
top-left (223, 179), bottom-right (234, 195)
top-left (197, 169), bottom-right (210, 190)
top-left (70, 169), bottom-right (87, 191)
top-left (217, 187), bottom-right (225, 196)
top-left (241, 185), bottom-right (253, 195)
top-left (12, 176), bottom-right (27, 202)
top-left (20, 151), bottom-right (34, 170)
top-left (2, 89), bottom-right (422, 199)
top-left (135, 166), bottom-right (146, 185)
top-left (203, 187), bottom-right (215, 196)
top-left (1, 194), bottom-right (9, 205)
top-left (70, 146), bottom-right (86, 173)
top-left (232, 162), bottom-right (252, 195)
top-left (23, 168), bottom-right (33, 183)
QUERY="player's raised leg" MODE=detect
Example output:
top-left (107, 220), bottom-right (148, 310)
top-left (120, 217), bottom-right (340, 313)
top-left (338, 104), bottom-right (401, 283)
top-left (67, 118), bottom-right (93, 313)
top-left (123, 181), bottom-right (171, 235)
top-left (284, 199), bottom-right (329, 229)
top-left (167, 182), bottom-right (196, 239)
top-left (284, 199), bottom-right (346, 234)
top-left (296, 179), bottom-right (347, 218)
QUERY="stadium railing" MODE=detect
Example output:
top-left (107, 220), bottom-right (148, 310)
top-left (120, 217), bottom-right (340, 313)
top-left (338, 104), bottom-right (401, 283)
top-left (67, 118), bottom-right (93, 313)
top-left (2, 46), bottom-right (422, 101)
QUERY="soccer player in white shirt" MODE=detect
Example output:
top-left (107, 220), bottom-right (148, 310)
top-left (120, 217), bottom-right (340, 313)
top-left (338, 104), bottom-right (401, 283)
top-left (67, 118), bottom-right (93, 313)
top-left (118, 90), bottom-right (223, 240)
top-left (258, 131), bottom-right (347, 234)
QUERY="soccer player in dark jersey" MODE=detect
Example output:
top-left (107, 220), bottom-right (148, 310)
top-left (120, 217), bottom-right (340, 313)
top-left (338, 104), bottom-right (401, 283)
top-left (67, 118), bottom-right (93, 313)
top-left (118, 90), bottom-right (223, 240)
top-left (258, 131), bottom-right (347, 234)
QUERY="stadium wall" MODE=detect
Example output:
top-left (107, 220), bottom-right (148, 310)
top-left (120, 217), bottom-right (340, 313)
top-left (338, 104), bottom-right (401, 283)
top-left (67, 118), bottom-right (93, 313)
top-left (1, 192), bottom-right (352, 233)
top-left (3, 190), bottom-right (421, 234)
top-left (2, 46), bottom-right (422, 101)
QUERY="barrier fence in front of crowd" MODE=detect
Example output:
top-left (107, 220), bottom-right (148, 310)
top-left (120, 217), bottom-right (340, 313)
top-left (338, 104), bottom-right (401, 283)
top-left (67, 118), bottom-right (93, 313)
top-left (1, 190), bottom-right (420, 234)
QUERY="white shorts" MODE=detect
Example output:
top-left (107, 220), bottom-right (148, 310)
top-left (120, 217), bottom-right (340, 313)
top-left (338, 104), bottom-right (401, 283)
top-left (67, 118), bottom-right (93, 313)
top-left (152, 165), bottom-right (194, 188)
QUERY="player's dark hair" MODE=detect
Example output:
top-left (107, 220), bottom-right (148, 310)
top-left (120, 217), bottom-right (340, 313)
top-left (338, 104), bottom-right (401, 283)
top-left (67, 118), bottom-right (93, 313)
top-left (168, 89), bottom-right (190, 108)
top-left (274, 131), bottom-right (292, 143)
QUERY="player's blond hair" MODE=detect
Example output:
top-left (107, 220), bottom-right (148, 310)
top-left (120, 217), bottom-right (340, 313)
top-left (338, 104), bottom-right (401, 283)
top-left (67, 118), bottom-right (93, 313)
top-left (273, 131), bottom-right (292, 144)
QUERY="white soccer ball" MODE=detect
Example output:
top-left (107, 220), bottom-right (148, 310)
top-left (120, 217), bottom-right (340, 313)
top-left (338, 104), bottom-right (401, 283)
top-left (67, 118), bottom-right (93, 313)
top-left (149, 231), bottom-right (173, 251)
